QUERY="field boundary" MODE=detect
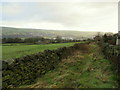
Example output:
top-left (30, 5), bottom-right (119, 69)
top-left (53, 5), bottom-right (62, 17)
top-left (2, 42), bottom-right (89, 88)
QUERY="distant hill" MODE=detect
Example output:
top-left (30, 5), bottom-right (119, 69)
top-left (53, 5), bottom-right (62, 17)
top-left (1, 27), bottom-right (105, 39)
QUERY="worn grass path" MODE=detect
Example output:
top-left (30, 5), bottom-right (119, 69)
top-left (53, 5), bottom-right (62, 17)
top-left (20, 43), bottom-right (118, 88)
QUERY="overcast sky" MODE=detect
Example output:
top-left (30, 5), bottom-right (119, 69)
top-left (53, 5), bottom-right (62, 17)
top-left (1, 2), bottom-right (118, 33)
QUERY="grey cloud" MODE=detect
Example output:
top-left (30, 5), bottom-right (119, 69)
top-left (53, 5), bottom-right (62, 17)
top-left (2, 2), bottom-right (118, 32)
top-left (29, 2), bottom-right (117, 27)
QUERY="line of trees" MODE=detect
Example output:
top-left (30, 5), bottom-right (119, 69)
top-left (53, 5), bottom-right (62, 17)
top-left (2, 38), bottom-right (23, 43)
top-left (94, 32), bottom-right (117, 45)
top-left (2, 37), bottom-right (81, 44)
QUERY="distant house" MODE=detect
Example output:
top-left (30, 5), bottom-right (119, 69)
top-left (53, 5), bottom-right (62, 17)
top-left (116, 31), bottom-right (120, 45)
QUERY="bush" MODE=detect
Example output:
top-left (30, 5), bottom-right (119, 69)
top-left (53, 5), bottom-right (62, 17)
top-left (99, 42), bottom-right (120, 86)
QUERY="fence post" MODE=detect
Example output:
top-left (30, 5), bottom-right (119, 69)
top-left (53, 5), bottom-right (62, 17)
top-left (116, 31), bottom-right (120, 45)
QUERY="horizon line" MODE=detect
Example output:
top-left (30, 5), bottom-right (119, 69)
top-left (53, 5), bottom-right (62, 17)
top-left (0, 26), bottom-right (118, 33)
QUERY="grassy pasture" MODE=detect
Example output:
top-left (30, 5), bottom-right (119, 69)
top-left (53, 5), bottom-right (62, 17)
top-left (2, 42), bottom-right (81, 61)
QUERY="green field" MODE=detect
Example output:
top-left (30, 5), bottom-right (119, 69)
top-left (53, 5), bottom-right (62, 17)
top-left (2, 42), bottom-right (81, 61)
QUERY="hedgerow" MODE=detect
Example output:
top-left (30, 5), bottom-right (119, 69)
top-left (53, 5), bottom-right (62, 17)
top-left (101, 43), bottom-right (120, 72)
top-left (2, 43), bottom-right (88, 88)
top-left (98, 42), bottom-right (120, 87)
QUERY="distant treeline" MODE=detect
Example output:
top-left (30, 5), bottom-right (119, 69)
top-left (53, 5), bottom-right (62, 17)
top-left (2, 37), bottom-right (81, 44)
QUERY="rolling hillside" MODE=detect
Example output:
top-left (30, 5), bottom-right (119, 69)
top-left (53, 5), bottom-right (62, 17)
top-left (1, 27), bottom-right (105, 39)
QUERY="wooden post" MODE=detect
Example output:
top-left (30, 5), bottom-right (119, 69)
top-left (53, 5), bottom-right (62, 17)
top-left (117, 2), bottom-right (120, 45)
top-left (116, 31), bottom-right (120, 45)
